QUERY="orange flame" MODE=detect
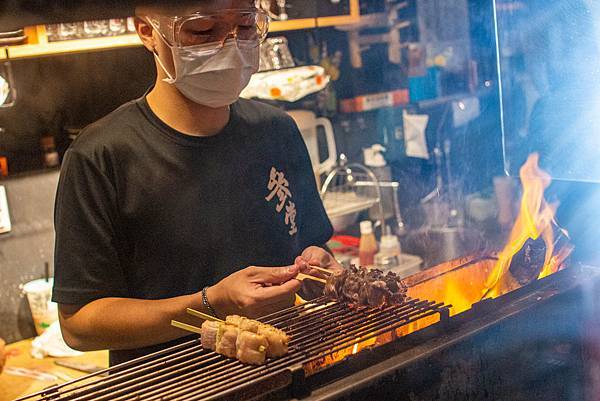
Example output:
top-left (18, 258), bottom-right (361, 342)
top-left (305, 154), bottom-right (574, 375)
top-left (483, 153), bottom-right (568, 298)
top-left (406, 153), bottom-right (572, 317)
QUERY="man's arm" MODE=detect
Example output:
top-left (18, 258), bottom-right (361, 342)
top-left (59, 264), bottom-right (301, 351)
top-left (59, 292), bottom-right (204, 351)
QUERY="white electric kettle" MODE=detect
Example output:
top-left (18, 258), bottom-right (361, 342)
top-left (287, 110), bottom-right (337, 177)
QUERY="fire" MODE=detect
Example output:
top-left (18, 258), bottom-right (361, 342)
top-left (305, 154), bottom-right (573, 375)
top-left (405, 153), bottom-right (572, 316)
top-left (483, 153), bottom-right (570, 298)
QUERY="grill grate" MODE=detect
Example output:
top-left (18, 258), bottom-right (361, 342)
top-left (15, 297), bottom-right (449, 401)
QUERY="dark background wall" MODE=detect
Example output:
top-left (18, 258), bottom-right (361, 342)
top-left (0, 47), bottom-right (155, 173)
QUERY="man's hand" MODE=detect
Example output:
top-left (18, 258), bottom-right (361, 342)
top-left (57, 265), bottom-right (301, 352)
top-left (295, 246), bottom-right (343, 299)
top-left (207, 265), bottom-right (301, 318)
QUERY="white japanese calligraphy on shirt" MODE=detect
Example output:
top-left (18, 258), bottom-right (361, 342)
top-left (266, 167), bottom-right (297, 236)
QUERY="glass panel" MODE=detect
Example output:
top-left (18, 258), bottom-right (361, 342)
top-left (496, 0), bottom-right (600, 182)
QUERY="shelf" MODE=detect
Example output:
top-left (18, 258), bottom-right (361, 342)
top-left (270, 18), bottom-right (317, 32)
top-left (1, 34), bottom-right (142, 60)
top-left (0, 1), bottom-right (360, 60)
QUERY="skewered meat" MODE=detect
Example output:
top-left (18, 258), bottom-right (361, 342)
top-left (225, 315), bottom-right (243, 327)
top-left (226, 315), bottom-right (260, 332)
top-left (239, 317), bottom-right (260, 333)
top-left (257, 324), bottom-right (289, 357)
top-left (324, 266), bottom-right (408, 307)
top-left (200, 320), bottom-right (220, 351)
top-left (216, 324), bottom-right (239, 358)
top-left (203, 316), bottom-right (290, 364)
top-left (236, 331), bottom-right (269, 365)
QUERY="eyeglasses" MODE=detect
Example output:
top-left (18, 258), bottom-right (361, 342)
top-left (148, 8), bottom-right (270, 51)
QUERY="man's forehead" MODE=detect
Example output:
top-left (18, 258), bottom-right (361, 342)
top-left (138, 0), bottom-right (257, 16)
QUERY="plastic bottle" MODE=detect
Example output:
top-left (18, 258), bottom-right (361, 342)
top-left (358, 220), bottom-right (378, 267)
top-left (363, 144), bottom-right (391, 181)
top-left (375, 234), bottom-right (402, 271)
top-left (41, 134), bottom-right (60, 168)
top-left (363, 144), bottom-right (394, 221)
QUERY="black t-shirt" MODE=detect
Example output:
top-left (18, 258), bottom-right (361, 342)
top-left (53, 94), bottom-right (333, 365)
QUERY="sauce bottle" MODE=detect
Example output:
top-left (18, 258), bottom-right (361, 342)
top-left (359, 220), bottom-right (378, 267)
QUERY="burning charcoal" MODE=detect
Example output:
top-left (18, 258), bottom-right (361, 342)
top-left (324, 265), bottom-right (408, 307)
top-left (508, 237), bottom-right (547, 285)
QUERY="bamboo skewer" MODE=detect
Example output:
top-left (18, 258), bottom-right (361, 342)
top-left (180, 272), bottom-right (326, 332)
top-left (296, 272), bottom-right (327, 284)
top-left (171, 320), bottom-right (203, 335)
top-left (187, 308), bottom-right (223, 322)
top-left (308, 265), bottom-right (335, 275)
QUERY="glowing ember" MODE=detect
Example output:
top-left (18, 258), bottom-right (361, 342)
top-left (351, 342), bottom-right (359, 355)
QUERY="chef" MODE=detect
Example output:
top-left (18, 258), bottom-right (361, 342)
top-left (53, 0), bottom-right (341, 366)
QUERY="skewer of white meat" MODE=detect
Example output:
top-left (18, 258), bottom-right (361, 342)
top-left (200, 316), bottom-right (290, 364)
top-left (226, 315), bottom-right (289, 357)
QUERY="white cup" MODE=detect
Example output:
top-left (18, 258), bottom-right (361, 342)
top-left (22, 278), bottom-right (58, 335)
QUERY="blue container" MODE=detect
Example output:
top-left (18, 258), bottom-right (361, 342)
top-left (409, 67), bottom-right (440, 101)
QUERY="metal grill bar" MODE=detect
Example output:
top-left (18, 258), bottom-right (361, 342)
top-left (14, 339), bottom-right (204, 401)
top-left (16, 297), bottom-right (448, 401)
top-left (158, 300), bottom-right (430, 400)
top-left (124, 299), bottom-right (441, 401)
top-left (183, 300), bottom-right (443, 401)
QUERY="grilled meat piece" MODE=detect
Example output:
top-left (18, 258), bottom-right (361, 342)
top-left (225, 315), bottom-right (243, 327)
top-left (324, 266), bottom-right (408, 307)
top-left (226, 315), bottom-right (260, 333)
top-left (200, 320), bottom-right (220, 351)
top-left (199, 314), bottom-right (290, 364)
top-left (212, 316), bottom-right (290, 361)
top-left (216, 324), bottom-right (239, 358)
top-left (236, 331), bottom-right (269, 365)
top-left (238, 317), bottom-right (260, 333)
top-left (257, 324), bottom-right (289, 357)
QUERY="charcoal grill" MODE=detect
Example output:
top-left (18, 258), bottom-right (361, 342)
top-left (15, 296), bottom-right (449, 401)
top-left (15, 256), bottom-right (598, 401)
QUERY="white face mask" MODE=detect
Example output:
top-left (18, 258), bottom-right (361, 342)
top-left (154, 39), bottom-right (259, 108)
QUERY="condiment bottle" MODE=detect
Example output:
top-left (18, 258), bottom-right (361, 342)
top-left (359, 220), bottom-right (378, 267)
top-left (375, 234), bottom-right (402, 271)
top-left (0, 128), bottom-right (7, 177)
top-left (41, 134), bottom-right (59, 168)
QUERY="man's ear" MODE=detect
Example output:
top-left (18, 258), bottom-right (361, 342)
top-left (134, 17), bottom-right (156, 53)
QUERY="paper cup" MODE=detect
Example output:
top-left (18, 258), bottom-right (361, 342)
top-left (22, 278), bottom-right (58, 335)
